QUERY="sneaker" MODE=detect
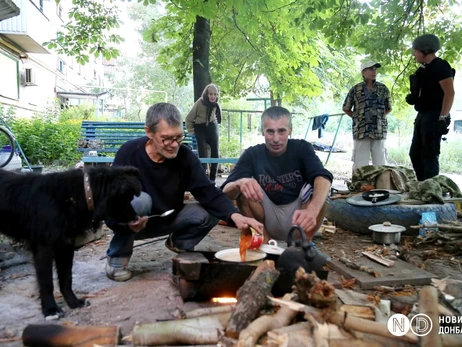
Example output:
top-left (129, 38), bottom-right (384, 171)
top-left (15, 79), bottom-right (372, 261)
top-left (165, 235), bottom-right (187, 253)
top-left (106, 257), bottom-right (132, 282)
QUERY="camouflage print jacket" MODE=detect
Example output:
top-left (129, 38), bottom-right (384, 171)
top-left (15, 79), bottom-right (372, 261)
top-left (348, 165), bottom-right (461, 204)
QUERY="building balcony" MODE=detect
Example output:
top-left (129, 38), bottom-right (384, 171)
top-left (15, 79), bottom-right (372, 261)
top-left (0, 0), bottom-right (50, 53)
top-left (0, 0), bottom-right (20, 21)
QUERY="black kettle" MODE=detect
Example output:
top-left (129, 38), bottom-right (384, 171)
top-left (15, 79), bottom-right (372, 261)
top-left (273, 225), bottom-right (331, 296)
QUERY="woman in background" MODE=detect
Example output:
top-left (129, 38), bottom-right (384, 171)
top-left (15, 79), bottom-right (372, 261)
top-left (186, 84), bottom-right (222, 182)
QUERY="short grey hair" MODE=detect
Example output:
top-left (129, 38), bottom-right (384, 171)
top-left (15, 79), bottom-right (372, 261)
top-left (261, 106), bottom-right (292, 129)
top-left (146, 103), bottom-right (182, 133)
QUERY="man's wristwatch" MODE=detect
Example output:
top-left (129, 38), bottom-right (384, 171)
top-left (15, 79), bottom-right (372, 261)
top-left (439, 114), bottom-right (448, 121)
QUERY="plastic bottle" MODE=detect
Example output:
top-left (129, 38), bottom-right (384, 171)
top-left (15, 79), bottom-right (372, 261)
top-left (0, 147), bottom-right (22, 171)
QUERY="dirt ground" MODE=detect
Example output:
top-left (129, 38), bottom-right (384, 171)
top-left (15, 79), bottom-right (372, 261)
top-left (1, 177), bottom-right (462, 345)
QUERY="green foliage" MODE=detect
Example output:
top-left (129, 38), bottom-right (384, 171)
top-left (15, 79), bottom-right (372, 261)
top-left (44, 0), bottom-right (124, 64)
top-left (4, 104), bottom-right (95, 166)
top-left (9, 115), bottom-right (81, 165)
top-left (59, 103), bottom-right (96, 122)
top-left (48, 0), bottom-right (462, 114)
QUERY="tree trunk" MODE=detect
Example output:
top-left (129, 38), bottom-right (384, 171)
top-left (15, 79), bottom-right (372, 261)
top-left (193, 15), bottom-right (211, 101)
top-left (225, 260), bottom-right (280, 339)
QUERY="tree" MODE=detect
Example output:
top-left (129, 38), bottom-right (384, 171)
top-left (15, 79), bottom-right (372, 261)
top-left (46, 0), bottom-right (462, 108)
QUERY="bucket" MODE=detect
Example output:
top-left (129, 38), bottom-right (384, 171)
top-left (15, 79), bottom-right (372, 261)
top-left (0, 151), bottom-right (22, 171)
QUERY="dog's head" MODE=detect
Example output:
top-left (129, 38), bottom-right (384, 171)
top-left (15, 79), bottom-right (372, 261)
top-left (86, 166), bottom-right (142, 224)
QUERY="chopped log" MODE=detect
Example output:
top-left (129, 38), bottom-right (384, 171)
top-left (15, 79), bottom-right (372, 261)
top-left (131, 312), bottom-right (231, 346)
top-left (419, 286), bottom-right (441, 347)
top-left (266, 322), bottom-right (313, 346)
top-left (399, 249), bottom-right (424, 268)
top-left (411, 224), bottom-right (462, 233)
top-left (268, 296), bottom-right (325, 322)
top-left (329, 339), bottom-right (383, 347)
top-left (293, 268), bottom-right (337, 308)
top-left (328, 312), bottom-right (418, 344)
top-left (22, 325), bottom-right (120, 347)
top-left (339, 251), bottom-right (381, 277)
top-left (225, 260), bottom-right (280, 339)
top-left (183, 305), bottom-right (235, 319)
top-left (361, 251), bottom-right (395, 267)
top-left (267, 328), bottom-right (313, 347)
top-left (267, 321), bottom-right (310, 336)
top-left (442, 334), bottom-right (462, 347)
top-left (305, 314), bottom-right (329, 347)
top-left (339, 305), bottom-right (375, 320)
top-left (237, 294), bottom-right (299, 347)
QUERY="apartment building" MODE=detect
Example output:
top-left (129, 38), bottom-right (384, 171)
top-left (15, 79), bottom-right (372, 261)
top-left (0, 0), bottom-right (105, 117)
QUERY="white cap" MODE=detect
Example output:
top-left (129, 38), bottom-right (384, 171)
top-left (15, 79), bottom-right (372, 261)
top-left (360, 61), bottom-right (381, 72)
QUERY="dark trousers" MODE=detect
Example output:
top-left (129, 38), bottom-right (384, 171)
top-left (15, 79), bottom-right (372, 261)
top-left (409, 111), bottom-right (442, 181)
top-left (106, 197), bottom-right (218, 258)
top-left (194, 121), bottom-right (219, 181)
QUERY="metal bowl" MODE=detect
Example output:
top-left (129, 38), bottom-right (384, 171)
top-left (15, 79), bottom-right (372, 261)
top-left (369, 222), bottom-right (406, 244)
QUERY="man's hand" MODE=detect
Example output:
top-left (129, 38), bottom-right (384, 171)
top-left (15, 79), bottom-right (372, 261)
top-left (292, 207), bottom-right (318, 240)
top-left (237, 178), bottom-right (263, 202)
top-left (128, 216), bottom-right (148, 233)
top-left (230, 213), bottom-right (264, 235)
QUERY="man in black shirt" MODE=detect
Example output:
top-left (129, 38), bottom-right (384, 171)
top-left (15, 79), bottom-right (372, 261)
top-left (105, 103), bottom-right (263, 281)
top-left (222, 106), bottom-right (333, 243)
top-left (407, 34), bottom-right (455, 181)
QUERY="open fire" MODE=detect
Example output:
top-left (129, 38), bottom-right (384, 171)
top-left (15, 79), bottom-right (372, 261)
top-left (211, 297), bottom-right (237, 304)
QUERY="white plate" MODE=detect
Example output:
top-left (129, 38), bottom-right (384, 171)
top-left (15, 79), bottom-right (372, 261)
top-left (215, 248), bottom-right (266, 263)
top-left (259, 244), bottom-right (285, 255)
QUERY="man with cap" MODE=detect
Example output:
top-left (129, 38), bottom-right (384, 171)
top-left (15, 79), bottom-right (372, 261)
top-left (342, 60), bottom-right (392, 172)
top-left (406, 34), bottom-right (455, 181)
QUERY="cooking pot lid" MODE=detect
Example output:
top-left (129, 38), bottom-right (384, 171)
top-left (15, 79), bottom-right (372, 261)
top-left (369, 222), bottom-right (406, 233)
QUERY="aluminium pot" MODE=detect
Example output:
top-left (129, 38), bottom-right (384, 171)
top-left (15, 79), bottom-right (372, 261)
top-left (368, 222), bottom-right (406, 244)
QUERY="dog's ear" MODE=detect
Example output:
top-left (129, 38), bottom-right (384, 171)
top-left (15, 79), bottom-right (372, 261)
top-left (119, 166), bottom-right (139, 177)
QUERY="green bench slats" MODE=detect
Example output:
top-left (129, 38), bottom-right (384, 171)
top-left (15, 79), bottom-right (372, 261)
top-left (79, 120), bottom-right (238, 166)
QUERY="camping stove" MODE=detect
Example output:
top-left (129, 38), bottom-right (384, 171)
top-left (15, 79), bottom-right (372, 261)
top-left (172, 251), bottom-right (328, 300)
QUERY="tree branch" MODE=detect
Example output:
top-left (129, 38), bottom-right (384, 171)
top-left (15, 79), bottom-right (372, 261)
top-left (261, 1), bottom-right (298, 13)
top-left (232, 8), bottom-right (260, 52)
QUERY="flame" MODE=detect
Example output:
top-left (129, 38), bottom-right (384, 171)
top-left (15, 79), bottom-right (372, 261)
top-left (211, 297), bottom-right (237, 304)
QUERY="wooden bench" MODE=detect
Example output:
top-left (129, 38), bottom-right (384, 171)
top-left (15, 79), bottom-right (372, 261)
top-left (78, 121), bottom-right (238, 165)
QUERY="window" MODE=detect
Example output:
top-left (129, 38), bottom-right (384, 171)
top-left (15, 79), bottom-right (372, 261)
top-left (58, 59), bottom-right (65, 74)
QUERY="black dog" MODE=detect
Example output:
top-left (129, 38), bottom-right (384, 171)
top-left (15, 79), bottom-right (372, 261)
top-left (0, 166), bottom-right (141, 319)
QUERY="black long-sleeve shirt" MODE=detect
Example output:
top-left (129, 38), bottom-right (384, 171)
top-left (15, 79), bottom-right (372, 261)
top-left (113, 136), bottom-right (238, 223)
top-left (222, 139), bottom-right (333, 205)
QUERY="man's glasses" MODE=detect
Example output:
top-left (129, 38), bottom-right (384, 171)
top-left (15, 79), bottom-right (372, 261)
top-left (161, 134), bottom-right (186, 146)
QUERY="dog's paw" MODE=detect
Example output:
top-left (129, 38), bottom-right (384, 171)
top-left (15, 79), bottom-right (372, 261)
top-left (43, 307), bottom-right (64, 321)
top-left (67, 297), bottom-right (90, 309)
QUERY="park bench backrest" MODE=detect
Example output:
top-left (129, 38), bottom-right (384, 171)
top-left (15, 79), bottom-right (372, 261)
top-left (78, 121), bottom-right (197, 155)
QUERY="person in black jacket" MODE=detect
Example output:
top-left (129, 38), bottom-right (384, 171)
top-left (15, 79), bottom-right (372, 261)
top-left (222, 106), bottom-right (333, 243)
top-left (407, 34), bottom-right (455, 181)
top-left (105, 103), bottom-right (263, 281)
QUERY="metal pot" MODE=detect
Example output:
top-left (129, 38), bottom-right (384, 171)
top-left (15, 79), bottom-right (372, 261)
top-left (368, 222), bottom-right (406, 244)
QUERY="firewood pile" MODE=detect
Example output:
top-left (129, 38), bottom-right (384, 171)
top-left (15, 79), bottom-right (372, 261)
top-left (20, 260), bottom-right (462, 347)
top-left (410, 220), bottom-right (462, 255)
top-left (129, 260), bottom-right (462, 347)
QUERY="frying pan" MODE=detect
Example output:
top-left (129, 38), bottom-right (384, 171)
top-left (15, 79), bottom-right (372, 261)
top-left (362, 190), bottom-right (390, 203)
